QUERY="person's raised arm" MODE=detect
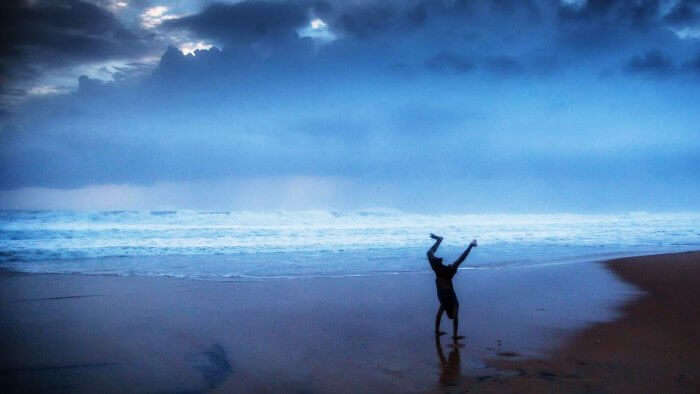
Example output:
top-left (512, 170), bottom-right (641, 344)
top-left (427, 233), bottom-right (443, 259)
top-left (452, 239), bottom-right (477, 269)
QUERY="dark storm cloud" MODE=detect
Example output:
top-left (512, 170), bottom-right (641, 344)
top-left (664, 0), bottom-right (700, 25)
top-left (163, 1), bottom-right (309, 45)
top-left (0, 0), bottom-right (150, 104)
top-left (337, 4), bottom-right (401, 39)
top-left (557, 0), bottom-right (660, 26)
top-left (329, 0), bottom-right (451, 38)
top-left (329, 0), bottom-right (543, 39)
top-left (0, 0), bottom-right (144, 62)
top-left (555, 0), bottom-right (670, 51)
top-left (615, 0), bottom-right (662, 28)
top-left (0, 0), bottom-right (133, 57)
top-left (322, 1), bottom-right (428, 39)
top-left (153, 45), bottom-right (226, 81)
top-left (623, 49), bottom-right (676, 75)
top-left (488, 0), bottom-right (542, 20)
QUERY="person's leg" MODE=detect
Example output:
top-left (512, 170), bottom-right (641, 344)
top-left (435, 305), bottom-right (446, 335)
top-left (452, 305), bottom-right (464, 339)
top-left (452, 315), bottom-right (458, 337)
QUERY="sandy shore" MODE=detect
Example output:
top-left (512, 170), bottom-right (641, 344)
top-left (1, 252), bottom-right (696, 393)
top-left (464, 251), bottom-right (700, 393)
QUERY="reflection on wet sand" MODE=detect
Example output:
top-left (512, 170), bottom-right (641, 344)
top-left (436, 334), bottom-right (464, 388)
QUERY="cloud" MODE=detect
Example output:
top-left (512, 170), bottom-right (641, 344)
top-left (664, 0), bottom-right (700, 26)
top-left (140, 5), bottom-right (179, 29)
top-left (0, 176), bottom-right (352, 210)
top-left (2, 0), bottom-right (700, 211)
top-left (0, 0), bottom-right (152, 106)
top-left (110, 61), bottom-right (154, 81)
top-left (483, 56), bottom-right (524, 76)
top-left (336, 4), bottom-right (398, 38)
top-left (557, 0), bottom-right (660, 25)
top-left (163, 1), bottom-right (309, 46)
top-left (623, 49), bottom-right (676, 75)
top-left (328, 0), bottom-right (543, 40)
top-left (684, 52), bottom-right (700, 72)
top-left (554, 0), bottom-right (673, 52)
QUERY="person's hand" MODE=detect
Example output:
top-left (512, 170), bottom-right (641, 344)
top-left (430, 233), bottom-right (443, 240)
top-left (470, 239), bottom-right (478, 248)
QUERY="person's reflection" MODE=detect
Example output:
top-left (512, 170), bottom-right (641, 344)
top-left (435, 334), bottom-right (463, 387)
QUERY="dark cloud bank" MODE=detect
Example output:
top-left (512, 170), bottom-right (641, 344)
top-left (1, 0), bottom-right (700, 211)
top-left (0, 0), bottom-right (154, 105)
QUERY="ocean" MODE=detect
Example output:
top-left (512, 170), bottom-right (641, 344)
top-left (1, 209), bottom-right (699, 280)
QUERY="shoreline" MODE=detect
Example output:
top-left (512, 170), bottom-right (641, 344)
top-left (1, 251), bottom-right (695, 393)
top-left (0, 248), bottom-right (683, 281)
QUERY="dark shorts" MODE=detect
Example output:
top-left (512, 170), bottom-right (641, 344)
top-left (437, 287), bottom-right (459, 319)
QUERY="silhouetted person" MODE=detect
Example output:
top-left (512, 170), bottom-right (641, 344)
top-left (428, 233), bottom-right (477, 339)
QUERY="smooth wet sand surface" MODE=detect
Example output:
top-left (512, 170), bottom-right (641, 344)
top-left (0, 256), bottom-right (660, 393)
top-left (462, 251), bottom-right (700, 393)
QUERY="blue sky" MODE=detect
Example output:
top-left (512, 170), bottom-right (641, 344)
top-left (1, 0), bottom-right (699, 211)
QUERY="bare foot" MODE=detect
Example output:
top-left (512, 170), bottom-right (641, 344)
top-left (435, 331), bottom-right (447, 336)
top-left (430, 233), bottom-right (443, 240)
top-left (452, 335), bottom-right (465, 340)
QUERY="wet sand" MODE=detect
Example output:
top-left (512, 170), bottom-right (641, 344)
top-left (466, 251), bottom-right (700, 393)
top-left (1, 252), bottom-right (693, 393)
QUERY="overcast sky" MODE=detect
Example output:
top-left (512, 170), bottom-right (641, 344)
top-left (1, 0), bottom-right (699, 212)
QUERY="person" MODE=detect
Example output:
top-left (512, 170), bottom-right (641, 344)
top-left (427, 233), bottom-right (477, 339)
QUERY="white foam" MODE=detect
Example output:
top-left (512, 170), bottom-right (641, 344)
top-left (1, 210), bottom-right (699, 278)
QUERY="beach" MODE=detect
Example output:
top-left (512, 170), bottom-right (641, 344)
top-left (5, 2), bottom-right (700, 393)
top-left (1, 252), bottom-right (698, 393)
top-left (470, 251), bottom-right (700, 393)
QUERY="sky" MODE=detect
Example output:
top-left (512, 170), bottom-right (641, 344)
top-left (1, 0), bottom-right (699, 212)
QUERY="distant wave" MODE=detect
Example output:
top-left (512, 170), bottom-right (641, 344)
top-left (150, 210), bottom-right (177, 216)
top-left (1, 210), bottom-right (699, 279)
